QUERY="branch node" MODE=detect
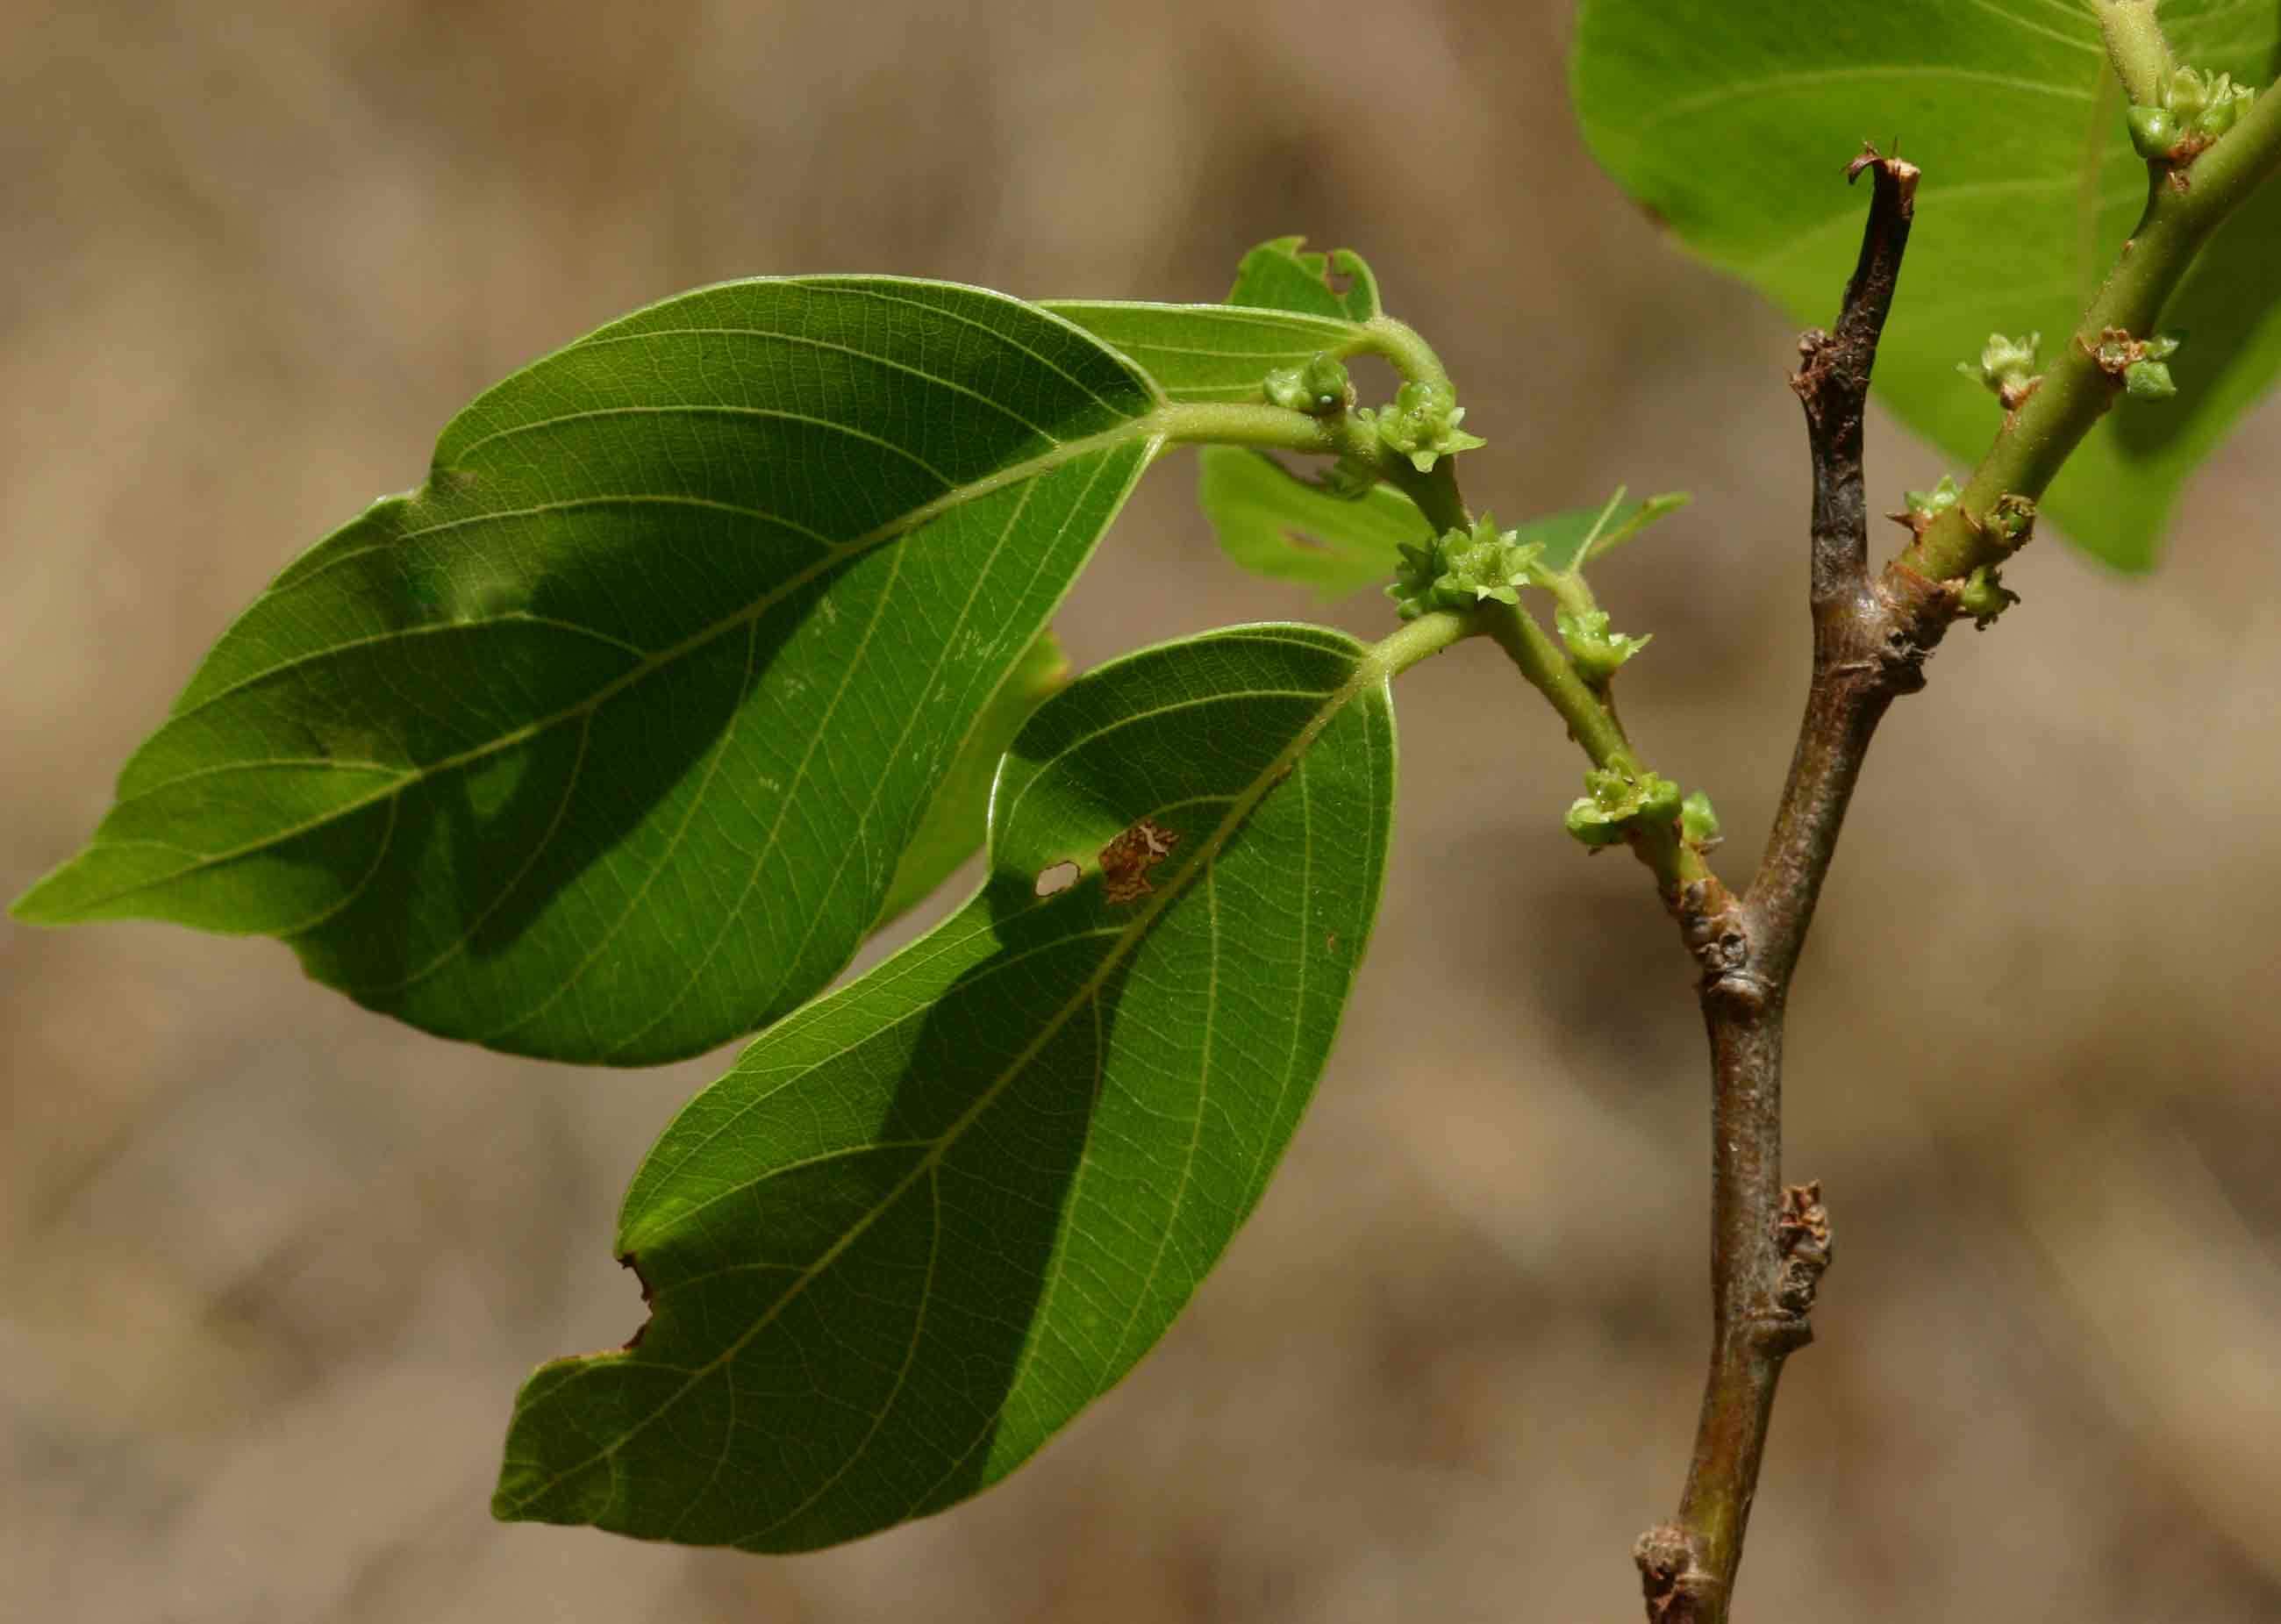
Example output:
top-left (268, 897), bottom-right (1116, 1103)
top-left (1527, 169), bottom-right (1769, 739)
top-left (1774, 1179), bottom-right (1834, 1316)
top-left (1670, 878), bottom-right (1768, 1006)
top-left (1634, 1523), bottom-right (1721, 1622)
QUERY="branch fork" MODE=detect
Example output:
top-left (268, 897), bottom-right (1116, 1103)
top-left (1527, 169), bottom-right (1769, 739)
top-left (1632, 147), bottom-right (1920, 1624)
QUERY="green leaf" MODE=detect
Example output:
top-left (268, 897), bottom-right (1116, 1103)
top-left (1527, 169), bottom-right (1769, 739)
top-left (1045, 238), bottom-right (1384, 404)
top-left (493, 623), bottom-right (1398, 1550)
top-left (1572, 0), bottom-right (2281, 569)
top-left (1226, 235), bottom-right (1383, 322)
top-left (1519, 490), bottom-right (1691, 574)
top-left (875, 628), bottom-right (1072, 929)
top-left (12, 279), bottom-right (1165, 1064)
top-left (1195, 446), bottom-right (1429, 597)
top-left (1043, 300), bottom-right (1370, 404)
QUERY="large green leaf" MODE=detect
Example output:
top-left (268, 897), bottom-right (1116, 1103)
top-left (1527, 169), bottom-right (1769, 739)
top-left (1195, 446), bottom-right (1430, 597)
top-left (493, 623), bottom-right (1398, 1550)
top-left (876, 628), bottom-right (1072, 929)
top-left (1572, 0), bottom-right (2281, 569)
top-left (12, 279), bottom-right (1164, 1064)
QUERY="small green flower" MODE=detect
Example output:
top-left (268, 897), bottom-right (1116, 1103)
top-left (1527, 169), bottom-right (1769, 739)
top-left (2194, 80), bottom-right (2251, 139)
top-left (1387, 537), bottom-right (1448, 621)
top-left (1564, 768), bottom-right (1683, 849)
top-left (1984, 493), bottom-right (2037, 549)
top-left (1363, 380), bottom-right (1487, 472)
top-left (1957, 564), bottom-right (2020, 630)
top-left (1957, 332), bottom-right (2041, 409)
top-left (1555, 606), bottom-right (1652, 683)
top-left (1679, 790), bottom-right (1722, 851)
top-left (2168, 67), bottom-right (2255, 137)
top-left (1896, 474), bottom-right (1962, 535)
top-left (2087, 329), bottom-right (2183, 400)
top-left (1263, 352), bottom-right (1353, 416)
top-left (1385, 515), bottom-right (1542, 619)
top-left (1441, 514), bottom-right (1541, 605)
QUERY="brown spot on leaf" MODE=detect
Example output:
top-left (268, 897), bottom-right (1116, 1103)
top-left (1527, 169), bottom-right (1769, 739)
top-left (1098, 816), bottom-right (1179, 905)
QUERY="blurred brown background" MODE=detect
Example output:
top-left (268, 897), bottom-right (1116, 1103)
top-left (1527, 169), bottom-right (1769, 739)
top-left (5, 2), bottom-right (2279, 1620)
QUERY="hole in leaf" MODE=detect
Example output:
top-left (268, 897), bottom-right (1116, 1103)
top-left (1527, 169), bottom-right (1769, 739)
top-left (1033, 861), bottom-right (1081, 898)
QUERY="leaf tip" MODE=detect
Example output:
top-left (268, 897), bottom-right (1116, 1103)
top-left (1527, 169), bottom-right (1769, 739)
top-left (9, 855), bottom-right (92, 926)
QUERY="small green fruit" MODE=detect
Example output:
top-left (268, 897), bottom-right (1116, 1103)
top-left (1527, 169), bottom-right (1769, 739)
top-left (1263, 352), bottom-right (1352, 416)
top-left (2128, 105), bottom-right (2181, 159)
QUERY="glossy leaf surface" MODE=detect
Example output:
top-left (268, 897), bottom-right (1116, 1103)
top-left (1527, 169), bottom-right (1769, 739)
top-left (15, 279), bottom-right (1162, 1063)
top-left (1573, 0), bottom-right (2281, 569)
top-left (494, 623), bottom-right (1398, 1549)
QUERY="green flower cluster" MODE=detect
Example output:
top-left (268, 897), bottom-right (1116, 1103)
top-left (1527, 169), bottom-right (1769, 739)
top-left (1555, 607), bottom-right (1652, 683)
top-left (1897, 474), bottom-right (1963, 534)
top-left (1357, 380), bottom-right (1486, 473)
top-left (1387, 515), bottom-right (1542, 619)
top-left (1957, 564), bottom-right (2020, 630)
top-left (2128, 67), bottom-right (2256, 161)
top-left (1957, 332), bottom-right (2041, 408)
top-left (2089, 329), bottom-right (2183, 401)
top-left (1563, 768), bottom-right (1682, 849)
top-left (1984, 493), bottom-right (2037, 548)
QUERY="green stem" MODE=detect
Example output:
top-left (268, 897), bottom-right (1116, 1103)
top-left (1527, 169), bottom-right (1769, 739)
top-left (1366, 606), bottom-right (1479, 680)
top-left (1362, 315), bottom-right (1453, 390)
top-left (2097, 1), bottom-right (2172, 106)
top-left (1398, 456), bottom-right (1473, 533)
top-left (1157, 399), bottom-right (1475, 532)
top-left (1159, 400), bottom-right (1364, 455)
top-left (1901, 25), bottom-right (2281, 583)
top-left (1477, 601), bottom-right (1712, 895)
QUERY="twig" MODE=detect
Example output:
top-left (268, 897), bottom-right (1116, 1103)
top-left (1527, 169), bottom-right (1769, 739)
top-left (1634, 148), bottom-right (1921, 1624)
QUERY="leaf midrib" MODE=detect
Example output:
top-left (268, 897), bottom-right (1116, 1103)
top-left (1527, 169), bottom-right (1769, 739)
top-left (497, 636), bottom-right (1387, 1518)
top-left (50, 418), bottom-right (1171, 915)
